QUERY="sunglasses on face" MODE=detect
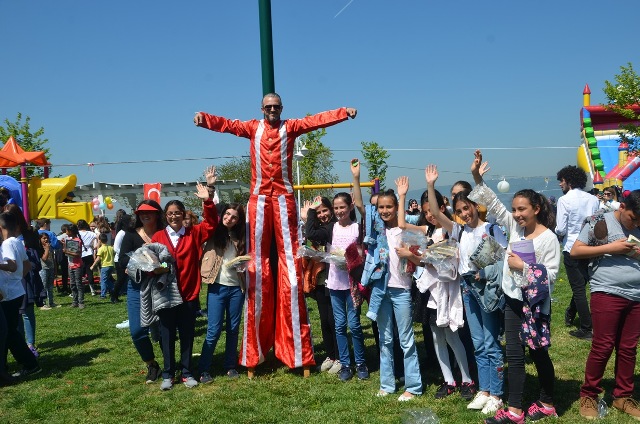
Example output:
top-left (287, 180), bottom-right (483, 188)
top-left (262, 104), bottom-right (282, 111)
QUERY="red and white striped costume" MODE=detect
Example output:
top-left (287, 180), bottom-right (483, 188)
top-left (197, 108), bottom-right (349, 368)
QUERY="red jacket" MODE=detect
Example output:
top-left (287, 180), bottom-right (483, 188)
top-left (151, 200), bottom-right (217, 301)
top-left (198, 108), bottom-right (348, 196)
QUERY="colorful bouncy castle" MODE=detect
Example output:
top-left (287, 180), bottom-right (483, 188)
top-left (578, 84), bottom-right (640, 191)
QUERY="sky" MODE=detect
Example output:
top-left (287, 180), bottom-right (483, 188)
top-left (1, 1), bottom-right (638, 202)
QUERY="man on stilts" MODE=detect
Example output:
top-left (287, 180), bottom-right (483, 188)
top-left (194, 93), bottom-right (357, 376)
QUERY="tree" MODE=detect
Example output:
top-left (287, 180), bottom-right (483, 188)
top-left (603, 62), bottom-right (640, 150)
top-left (361, 140), bottom-right (390, 189)
top-left (216, 155), bottom-right (252, 204)
top-left (0, 113), bottom-right (51, 179)
top-left (297, 127), bottom-right (338, 200)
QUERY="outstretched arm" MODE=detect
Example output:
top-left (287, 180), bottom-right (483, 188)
top-left (350, 159), bottom-right (365, 217)
top-left (425, 165), bottom-right (454, 235)
top-left (194, 112), bottom-right (253, 139)
top-left (288, 108), bottom-right (353, 136)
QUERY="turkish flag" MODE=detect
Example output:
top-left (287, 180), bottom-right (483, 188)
top-left (144, 183), bottom-right (162, 204)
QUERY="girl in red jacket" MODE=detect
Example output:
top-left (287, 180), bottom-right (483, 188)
top-left (151, 183), bottom-right (217, 390)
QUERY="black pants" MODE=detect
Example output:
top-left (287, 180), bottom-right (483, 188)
top-left (112, 263), bottom-right (127, 301)
top-left (309, 285), bottom-right (338, 360)
top-left (81, 256), bottom-right (95, 291)
top-left (504, 296), bottom-right (555, 410)
top-left (564, 251), bottom-right (592, 332)
top-left (57, 254), bottom-right (69, 292)
top-left (1, 296), bottom-right (38, 371)
top-left (157, 299), bottom-right (199, 379)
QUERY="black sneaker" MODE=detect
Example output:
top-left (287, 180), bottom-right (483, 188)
top-left (460, 381), bottom-right (477, 400)
top-left (145, 362), bottom-right (161, 384)
top-left (355, 363), bottom-right (369, 380)
top-left (11, 365), bottom-right (42, 378)
top-left (338, 366), bottom-right (353, 382)
top-left (569, 329), bottom-right (593, 340)
top-left (435, 382), bottom-right (456, 399)
top-left (564, 308), bottom-right (575, 327)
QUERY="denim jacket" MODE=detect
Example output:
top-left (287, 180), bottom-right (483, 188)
top-left (361, 204), bottom-right (390, 321)
top-left (469, 260), bottom-right (505, 313)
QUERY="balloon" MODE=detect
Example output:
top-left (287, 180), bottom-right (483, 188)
top-left (497, 179), bottom-right (510, 193)
top-left (93, 205), bottom-right (100, 212)
top-left (92, 198), bottom-right (100, 205)
top-left (107, 203), bottom-right (114, 210)
top-left (105, 196), bottom-right (112, 203)
top-left (99, 202), bottom-right (106, 210)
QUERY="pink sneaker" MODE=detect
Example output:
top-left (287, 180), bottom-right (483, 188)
top-left (484, 408), bottom-right (525, 424)
top-left (527, 401), bottom-right (557, 421)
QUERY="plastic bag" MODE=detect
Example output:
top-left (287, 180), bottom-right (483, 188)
top-left (402, 408), bottom-right (439, 424)
top-left (397, 230), bottom-right (429, 276)
top-left (127, 246), bottom-right (163, 272)
top-left (469, 234), bottom-right (505, 269)
top-left (225, 254), bottom-right (252, 272)
top-left (422, 239), bottom-right (458, 275)
top-left (296, 244), bottom-right (346, 269)
top-left (400, 230), bottom-right (430, 250)
top-left (467, 182), bottom-right (495, 206)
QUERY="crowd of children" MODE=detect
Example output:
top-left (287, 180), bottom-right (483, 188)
top-left (2, 151), bottom-right (640, 423)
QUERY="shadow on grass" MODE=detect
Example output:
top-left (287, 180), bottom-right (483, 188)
top-left (39, 347), bottom-right (111, 376)
top-left (38, 332), bottom-right (107, 351)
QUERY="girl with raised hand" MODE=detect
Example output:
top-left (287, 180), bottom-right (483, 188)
top-left (353, 162), bottom-right (422, 401)
top-left (151, 183), bottom-right (217, 390)
top-left (312, 190), bottom-right (369, 382)
top-left (301, 196), bottom-right (340, 374)
top-left (425, 163), bottom-right (506, 415)
top-left (198, 203), bottom-right (246, 383)
top-left (468, 150), bottom-right (560, 424)
top-left (396, 176), bottom-right (476, 401)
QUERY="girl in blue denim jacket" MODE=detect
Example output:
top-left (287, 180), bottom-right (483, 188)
top-left (351, 162), bottom-right (423, 401)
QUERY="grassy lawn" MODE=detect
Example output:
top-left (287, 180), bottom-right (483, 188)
top-left (2, 265), bottom-right (639, 424)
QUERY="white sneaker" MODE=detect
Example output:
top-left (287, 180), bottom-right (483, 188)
top-left (328, 360), bottom-right (342, 374)
top-left (115, 320), bottom-right (130, 329)
top-left (467, 392), bottom-right (491, 410)
top-left (481, 396), bottom-right (504, 414)
top-left (320, 357), bottom-right (335, 372)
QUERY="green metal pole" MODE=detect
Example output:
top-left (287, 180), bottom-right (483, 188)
top-left (258, 0), bottom-right (275, 95)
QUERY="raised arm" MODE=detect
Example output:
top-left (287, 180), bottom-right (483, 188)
top-left (350, 159), bottom-right (365, 218)
top-left (395, 176), bottom-right (423, 232)
top-left (193, 183), bottom-right (218, 244)
top-left (471, 149), bottom-right (490, 186)
top-left (425, 165), bottom-right (454, 234)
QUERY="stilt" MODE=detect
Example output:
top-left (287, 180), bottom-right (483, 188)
top-left (303, 366), bottom-right (310, 378)
top-left (247, 367), bottom-right (255, 379)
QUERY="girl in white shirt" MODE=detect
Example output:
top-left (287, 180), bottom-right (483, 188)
top-left (470, 150), bottom-right (561, 424)
top-left (396, 176), bottom-right (475, 401)
top-left (425, 165), bottom-right (506, 415)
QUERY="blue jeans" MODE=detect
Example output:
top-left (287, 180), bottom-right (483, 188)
top-left (39, 268), bottom-right (55, 306)
top-left (330, 289), bottom-right (366, 367)
top-left (199, 284), bottom-right (245, 373)
top-left (377, 287), bottom-right (423, 395)
top-left (20, 303), bottom-right (36, 346)
top-left (463, 291), bottom-right (503, 396)
top-left (127, 279), bottom-right (156, 363)
top-left (100, 266), bottom-right (115, 298)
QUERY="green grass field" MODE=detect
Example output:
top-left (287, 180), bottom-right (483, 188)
top-left (1, 266), bottom-right (639, 424)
